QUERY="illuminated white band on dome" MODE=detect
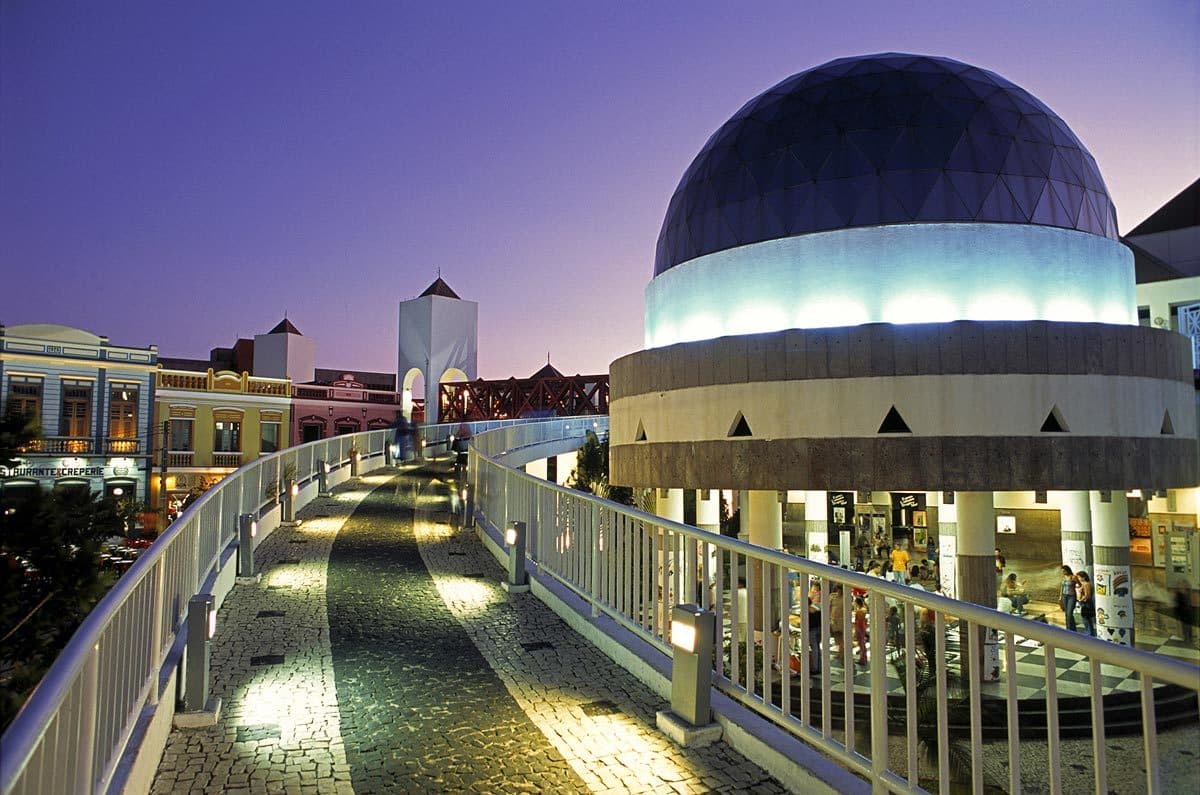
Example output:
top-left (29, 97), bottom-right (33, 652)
top-left (644, 223), bottom-right (1135, 348)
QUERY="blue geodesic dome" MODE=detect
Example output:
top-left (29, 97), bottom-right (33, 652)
top-left (654, 53), bottom-right (1118, 276)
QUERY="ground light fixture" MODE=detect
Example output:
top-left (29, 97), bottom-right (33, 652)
top-left (176, 593), bottom-right (221, 726)
top-left (237, 513), bottom-right (258, 580)
top-left (282, 480), bottom-right (298, 524)
top-left (656, 604), bottom-right (721, 747)
top-left (502, 521), bottom-right (529, 593)
top-left (318, 460), bottom-right (330, 496)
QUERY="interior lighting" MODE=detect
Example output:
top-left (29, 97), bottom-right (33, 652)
top-left (883, 294), bottom-right (957, 325)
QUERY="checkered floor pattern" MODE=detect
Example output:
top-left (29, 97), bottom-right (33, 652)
top-left (805, 626), bottom-right (1198, 701)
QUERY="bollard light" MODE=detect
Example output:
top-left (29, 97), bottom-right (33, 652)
top-left (282, 480), bottom-right (297, 524)
top-left (668, 604), bottom-right (715, 727)
top-left (350, 449), bottom-right (360, 477)
top-left (502, 521), bottom-right (529, 593)
top-left (237, 513), bottom-right (257, 579)
top-left (385, 441), bottom-right (394, 466)
top-left (317, 460), bottom-right (330, 496)
top-left (184, 593), bottom-right (215, 711)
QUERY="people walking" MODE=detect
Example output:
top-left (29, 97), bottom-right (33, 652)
top-left (853, 596), bottom-right (869, 665)
top-left (1075, 571), bottom-right (1096, 636)
top-left (890, 542), bottom-right (910, 584)
top-left (1060, 565), bottom-right (1078, 632)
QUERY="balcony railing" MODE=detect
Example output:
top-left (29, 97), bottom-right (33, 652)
top-left (105, 438), bottom-right (141, 455)
top-left (24, 437), bottom-right (95, 454)
top-left (212, 452), bottom-right (242, 468)
top-left (167, 451), bottom-right (194, 468)
top-left (157, 368), bottom-right (291, 397)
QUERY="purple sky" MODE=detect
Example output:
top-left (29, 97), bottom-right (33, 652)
top-left (2, 2), bottom-right (1197, 380)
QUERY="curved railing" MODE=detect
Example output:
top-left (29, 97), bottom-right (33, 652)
top-left (0, 431), bottom-right (390, 795)
top-left (468, 419), bottom-right (1200, 794)
top-left (0, 415), bottom-right (563, 795)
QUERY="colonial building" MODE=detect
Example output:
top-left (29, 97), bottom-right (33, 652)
top-left (0, 323), bottom-right (157, 506)
top-left (151, 367), bottom-right (291, 523)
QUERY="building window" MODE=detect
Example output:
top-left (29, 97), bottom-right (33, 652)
top-left (301, 424), bottom-right (322, 443)
top-left (8, 375), bottom-right (43, 422)
top-left (214, 421), bottom-right (241, 453)
top-left (261, 421), bottom-right (281, 453)
top-left (60, 379), bottom-right (93, 438)
top-left (170, 418), bottom-right (194, 451)
top-left (108, 385), bottom-right (139, 439)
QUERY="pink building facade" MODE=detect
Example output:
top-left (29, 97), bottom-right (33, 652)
top-left (290, 374), bottom-right (403, 444)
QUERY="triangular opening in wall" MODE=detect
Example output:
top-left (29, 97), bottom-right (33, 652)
top-left (877, 406), bottom-right (911, 434)
top-left (634, 420), bottom-right (647, 442)
top-left (728, 412), bottom-right (753, 438)
top-left (1161, 410), bottom-right (1175, 435)
top-left (1040, 405), bottom-right (1069, 433)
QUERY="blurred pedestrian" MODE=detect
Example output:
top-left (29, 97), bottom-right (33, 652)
top-left (1060, 565), bottom-right (1078, 632)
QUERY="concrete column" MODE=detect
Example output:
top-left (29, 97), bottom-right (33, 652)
top-left (956, 491), bottom-right (1000, 682)
top-left (937, 494), bottom-right (957, 600)
top-left (804, 490), bottom-right (828, 562)
top-left (1057, 490), bottom-right (1093, 575)
top-left (656, 488), bottom-right (684, 524)
top-left (695, 489), bottom-right (720, 532)
top-left (653, 488), bottom-right (685, 636)
top-left (743, 490), bottom-right (782, 636)
top-left (1090, 491), bottom-right (1134, 646)
top-left (745, 490), bottom-right (783, 549)
top-left (694, 490), bottom-right (720, 602)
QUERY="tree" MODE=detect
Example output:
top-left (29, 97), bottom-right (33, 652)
top-left (0, 407), bottom-right (39, 470)
top-left (0, 411), bottom-right (126, 729)
top-left (566, 431), bottom-right (633, 505)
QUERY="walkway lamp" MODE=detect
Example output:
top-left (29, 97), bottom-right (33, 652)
top-left (237, 513), bottom-right (257, 580)
top-left (502, 521), bottom-right (530, 593)
top-left (176, 593), bottom-right (221, 725)
top-left (318, 460), bottom-right (330, 497)
top-left (656, 604), bottom-right (721, 746)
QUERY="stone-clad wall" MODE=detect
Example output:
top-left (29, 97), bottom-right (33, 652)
top-left (609, 321), bottom-right (1197, 491)
top-left (612, 320), bottom-right (1194, 398)
top-left (610, 436), bottom-right (1197, 492)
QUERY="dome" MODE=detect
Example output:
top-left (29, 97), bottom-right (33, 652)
top-left (654, 53), bottom-right (1118, 277)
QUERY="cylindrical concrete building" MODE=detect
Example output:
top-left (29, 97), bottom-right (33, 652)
top-left (609, 53), bottom-right (1197, 647)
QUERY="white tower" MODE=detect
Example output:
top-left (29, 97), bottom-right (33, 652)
top-left (253, 318), bottom-right (316, 383)
top-left (397, 277), bottom-right (478, 424)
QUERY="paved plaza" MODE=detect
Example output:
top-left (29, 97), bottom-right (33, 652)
top-left (151, 462), bottom-right (785, 794)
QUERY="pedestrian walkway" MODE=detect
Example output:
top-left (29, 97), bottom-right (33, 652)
top-left (152, 462), bottom-right (785, 794)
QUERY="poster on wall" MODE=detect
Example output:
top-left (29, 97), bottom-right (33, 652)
top-left (1061, 539), bottom-right (1088, 575)
top-left (996, 515), bottom-right (1016, 534)
top-left (1093, 563), bottom-right (1134, 647)
top-left (938, 534), bottom-right (957, 600)
top-left (1129, 517), bottom-right (1153, 566)
top-left (828, 492), bottom-right (855, 528)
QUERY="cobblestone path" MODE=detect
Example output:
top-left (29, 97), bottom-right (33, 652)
top-left (152, 463), bottom-right (784, 793)
top-left (327, 471), bottom-right (589, 793)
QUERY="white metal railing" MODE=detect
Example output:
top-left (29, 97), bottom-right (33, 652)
top-left (469, 419), bottom-right (1200, 795)
top-left (0, 430), bottom-right (392, 795)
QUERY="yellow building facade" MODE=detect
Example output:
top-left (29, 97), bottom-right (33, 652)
top-left (151, 368), bottom-right (291, 526)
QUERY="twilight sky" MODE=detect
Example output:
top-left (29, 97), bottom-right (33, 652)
top-left (2, 1), bottom-right (1197, 380)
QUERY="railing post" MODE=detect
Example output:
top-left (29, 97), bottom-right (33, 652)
top-left (148, 563), bottom-right (165, 705)
top-left (75, 642), bottom-right (100, 794)
top-left (590, 501), bottom-right (601, 618)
